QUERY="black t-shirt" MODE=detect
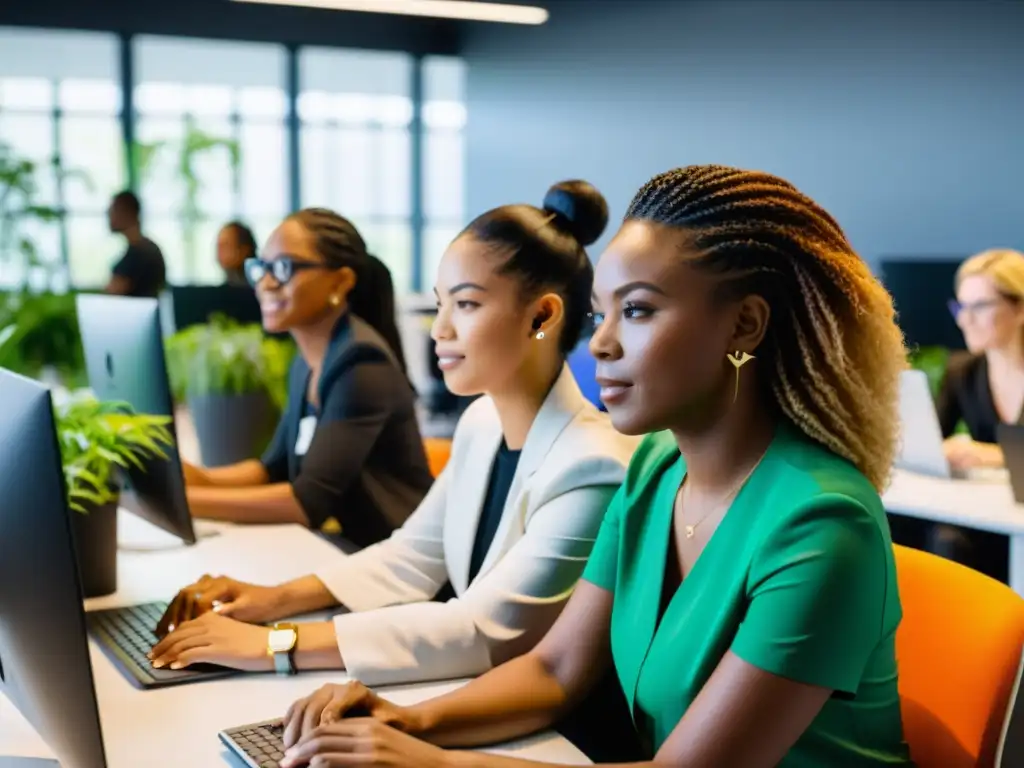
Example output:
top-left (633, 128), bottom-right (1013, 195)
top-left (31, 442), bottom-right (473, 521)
top-left (467, 441), bottom-right (521, 584)
top-left (936, 351), bottom-right (1024, 443)
top-left (112, 237), bottom-right (167, 298)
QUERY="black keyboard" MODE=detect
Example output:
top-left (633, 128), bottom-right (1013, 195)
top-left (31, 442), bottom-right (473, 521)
top-left (86, 601), bottom-right (239, 689)
top-left (220, 719), bottom-right (287, 768)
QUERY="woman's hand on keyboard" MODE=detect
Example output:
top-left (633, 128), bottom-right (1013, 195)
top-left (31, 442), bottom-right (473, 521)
top-left (282, 682), bottom-right (418, 750)
top-left (156, 574), bottom-right (288, 636)
top-left (147, 611), bottom-right (275, 672)
top-left (279, 719), bottom-right (448, 768)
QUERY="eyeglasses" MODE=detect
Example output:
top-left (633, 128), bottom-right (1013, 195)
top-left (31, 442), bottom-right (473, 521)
top-left (244, 256), bottom-right (330, 287)
top-left (947, 296), bottom-right (1019, 320)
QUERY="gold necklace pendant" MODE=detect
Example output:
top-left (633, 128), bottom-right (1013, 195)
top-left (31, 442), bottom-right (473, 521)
top-left (684, 524), bottom-right (696, 539)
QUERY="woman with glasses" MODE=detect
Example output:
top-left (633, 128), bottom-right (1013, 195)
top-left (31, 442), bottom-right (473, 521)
top-left (909, 248), bottom-right (1024, 582)
top-left (179, 208), bottom-right (433, 547)
top-left (939, 249), bottom-right (1024, 468)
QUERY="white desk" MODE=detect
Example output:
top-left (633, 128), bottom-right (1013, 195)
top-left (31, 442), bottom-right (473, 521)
top-left (0, 513), bottom-right (590, 767)
top-left (883, 468), bottom-right (1024, 594)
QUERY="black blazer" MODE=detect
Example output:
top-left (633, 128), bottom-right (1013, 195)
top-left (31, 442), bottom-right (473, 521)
top-left (936, 351), bottom-right (1024, 443)
top-left (261, 313), bottom-right (433, 548)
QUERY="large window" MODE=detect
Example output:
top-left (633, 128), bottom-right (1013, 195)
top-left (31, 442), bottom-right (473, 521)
top-left (0, 27), bottom-right (466, 295)
top-left (299, 48), bottom-right (414, 292)
top-left (134, 36), bottom-right (290, 284)
top-left (0, 28), bottom-right (124, 289)
top-left (421, 56), bottom-right (467, 291)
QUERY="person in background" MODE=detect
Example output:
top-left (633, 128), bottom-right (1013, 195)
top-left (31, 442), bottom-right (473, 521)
top-left (273, 165), bottom-right (912, 768)
top-left (105, 190), bottom-right (166, 298)
top-left (916, 247), bottom-right (1024, 582)
top-left (218, 220), bottom-right (258, 287)
top-left (149, 181), bottom-right (640, 760)
top-left (939, 248), bottom-right (1024, 468)
top-left (176, 208), bottom-right (431, 545)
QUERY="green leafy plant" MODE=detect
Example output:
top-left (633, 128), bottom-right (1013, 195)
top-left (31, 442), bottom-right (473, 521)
top-left (132, 118), bottom-right (241, 274)
top-left (165, 315), bottom-right (294, 411)
top-left (55, 395), bottom-right (175, 513)
top-left (0, 289), bottom-right (85, 386)
top-left (0, 140), bottom-right (92, 281)
top-left (0, 142), bottom-right (93, 387)
top-left (907, 345), bottom-right (951, 398)
top-left (0, 141), bottom-right (61, 279)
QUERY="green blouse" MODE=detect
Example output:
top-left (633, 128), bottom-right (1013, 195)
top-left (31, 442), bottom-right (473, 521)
top-left (583, 422), bottom-right (912, 766)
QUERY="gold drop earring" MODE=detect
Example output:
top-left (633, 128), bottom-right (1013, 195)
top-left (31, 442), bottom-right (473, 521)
top-left (726, 350), bottom-right (755, 403)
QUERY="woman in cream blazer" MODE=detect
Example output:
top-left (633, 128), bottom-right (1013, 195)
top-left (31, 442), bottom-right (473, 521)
top-left (150, 180), bottom-right (638, 689)
top-left (308, 364), bottom-right (632, 684)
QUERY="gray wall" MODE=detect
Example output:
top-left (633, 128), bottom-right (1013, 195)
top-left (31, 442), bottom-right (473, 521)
top-left (461, 0), bottom-right (1024, 264)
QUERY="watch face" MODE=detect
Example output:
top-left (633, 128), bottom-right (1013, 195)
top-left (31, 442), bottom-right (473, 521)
top-left (268, 628), bottom-right (296, 654)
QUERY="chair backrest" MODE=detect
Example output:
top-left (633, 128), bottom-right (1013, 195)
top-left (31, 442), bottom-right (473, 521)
top-left (423, 437), bottom-right (452, 478)
top-left (894, 544), bottom-right (1024, 767)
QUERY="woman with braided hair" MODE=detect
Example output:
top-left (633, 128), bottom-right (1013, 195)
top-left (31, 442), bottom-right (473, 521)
top-left (275, 165), bottom-right (912, 767)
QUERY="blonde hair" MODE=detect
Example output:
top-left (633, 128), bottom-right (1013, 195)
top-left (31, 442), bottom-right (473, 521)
top-left (626, 165), bottom-right (908, 491)
top-left (956, 249), bottom-right (1024, 298)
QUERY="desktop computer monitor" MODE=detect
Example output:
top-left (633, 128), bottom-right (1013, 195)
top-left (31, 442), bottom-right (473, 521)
top-left (76, 294), bottom-right (196, 545)
top-left (0, 370), bottom-right (108, 768)
top-left (160, 284), bottom-right (261, 335)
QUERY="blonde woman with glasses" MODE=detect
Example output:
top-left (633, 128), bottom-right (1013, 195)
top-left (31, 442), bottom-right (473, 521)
top-left (919, 247), bottom-right (1024, 583)
top-left (940, 248), bottom-right (1024, 470)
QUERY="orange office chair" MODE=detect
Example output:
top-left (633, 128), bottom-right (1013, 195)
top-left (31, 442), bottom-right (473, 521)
top-left (423, 437), bottom-right (452, 478)
top-left (894, 544), bottom-right (1024, 767)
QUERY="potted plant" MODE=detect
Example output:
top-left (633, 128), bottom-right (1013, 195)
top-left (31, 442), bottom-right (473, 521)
top-left (55, 395), bottom-right (175, 598)
top-left (0, 140), bottom-right (91, 389)
top-left (165, 314), bottom-right (294, 467)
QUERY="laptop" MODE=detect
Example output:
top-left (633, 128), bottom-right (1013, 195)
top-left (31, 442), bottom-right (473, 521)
top-left (997, 423), bottom-right (1024, 503)
top-left (895, 369), bottom-right (953, 479)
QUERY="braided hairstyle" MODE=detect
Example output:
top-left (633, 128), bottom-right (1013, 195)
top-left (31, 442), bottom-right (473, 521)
top-left (626, 165), bottom-right (906, 490)
top-left (288, 207), bottom-right (408, 375)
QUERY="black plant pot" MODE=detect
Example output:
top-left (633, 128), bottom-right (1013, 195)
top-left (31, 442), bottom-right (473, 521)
top-left (69, 498), bottom-right (118, 599)
top-left (189, 391), bottom-right (278, 468)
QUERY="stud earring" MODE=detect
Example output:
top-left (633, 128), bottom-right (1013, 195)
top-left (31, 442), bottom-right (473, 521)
top-left (329, 294), bottom-right (341, 307)
top-left (536, 331), bottom-right (546, 340)
top-left (726, 350), bottom-right (755, 403)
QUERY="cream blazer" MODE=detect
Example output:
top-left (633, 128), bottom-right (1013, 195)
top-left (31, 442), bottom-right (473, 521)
top-left (314, 365), bottom-right (638, 686)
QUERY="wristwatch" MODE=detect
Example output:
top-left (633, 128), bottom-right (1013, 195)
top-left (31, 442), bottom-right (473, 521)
top-left (267, 623), bottom-right (299, 676)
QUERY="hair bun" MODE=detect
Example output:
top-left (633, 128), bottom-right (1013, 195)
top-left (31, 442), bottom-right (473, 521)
top-left (542, 180), bottom-right (609, 247)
